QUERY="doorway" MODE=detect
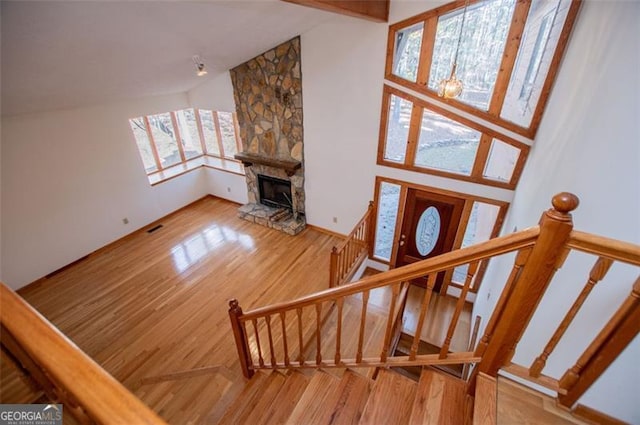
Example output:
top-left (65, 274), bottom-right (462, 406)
top-left (394, 189), bottom-right (465, 291)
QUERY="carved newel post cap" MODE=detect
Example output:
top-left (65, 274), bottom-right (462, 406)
top-left (551, 192), bottom-right (580, 214)
top-left (228, 299), bottom-right (239, 310)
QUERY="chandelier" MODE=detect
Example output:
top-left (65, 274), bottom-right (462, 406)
top-left (438, 0), bottom-right (471, 99)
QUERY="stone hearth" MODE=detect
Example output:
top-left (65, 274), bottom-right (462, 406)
top-left (238, 203), bottom-right (305, 236)
top-left (231, 37), bottom-right (305, 235)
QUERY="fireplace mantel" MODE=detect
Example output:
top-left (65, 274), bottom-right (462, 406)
top-left (234, 152), bottom-right (302, 176)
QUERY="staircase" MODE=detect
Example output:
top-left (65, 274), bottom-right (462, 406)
top-left (217, 366), bottom-right (488, 425)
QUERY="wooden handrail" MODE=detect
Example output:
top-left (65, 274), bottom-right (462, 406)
top-left (0, 282), bottom-right (168, 425)
top-left (568, 231), bottom-right (640, 265)
top-left (330, 202), bottom-right (374, 287)
top-left (228, 191), bottom-right (639, 413)
top-left (242, 227), bottom-right (540, 320)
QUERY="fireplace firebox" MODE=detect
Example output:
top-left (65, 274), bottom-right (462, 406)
top-left (258, 174), bottom-right (293, 211)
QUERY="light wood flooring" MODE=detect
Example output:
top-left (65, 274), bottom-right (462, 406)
top-left (497, 377), bottom-right (590, 425)
top-left (2, 196), bottom-right (344, 424)
top-left (0, 196), bottom-right (474, 424)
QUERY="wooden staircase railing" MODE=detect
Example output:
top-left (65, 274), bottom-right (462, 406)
top-left (229, 215), bottom-right (541, 378)
top-left (484, 229), bottom-right (640, 407)
top-left (329, 202), bottom-right (374, 287)
top-left (0, 282), bottom-right (168, 425)
top-left (230, 193), bottom-right (640, 412)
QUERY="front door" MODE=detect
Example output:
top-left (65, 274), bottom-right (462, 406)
top-left (394, 189), bottom-right (465, 292)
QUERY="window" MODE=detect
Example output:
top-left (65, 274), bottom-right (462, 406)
top-left (392, 22), bottom-right (424, 82)
top-left (373, 181), bottom-right (402, 261)
top-left (383, 95), bottom-right (412, 163)
top-left (385, 0), bottom-right (581, 138)
top-left (415, 108), bottom-right (481, 175)
top-left (175, 109), bottom-right (204, 159)
top-left (378, 86), bottom-right (528, 189)
top-left (128, 108), bottom-right (243, 184)
top-left (452, 201), bottom-right (501, 284)
top-left (428, 0), bottom-right (517, 110)
top-left (502, 0), bottom-right (573, 127)
top-left (147, 113), bottom-right (181, 169)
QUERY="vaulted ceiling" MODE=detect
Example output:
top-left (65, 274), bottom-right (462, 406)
top-left (1, 1), bottom-right (337, 117)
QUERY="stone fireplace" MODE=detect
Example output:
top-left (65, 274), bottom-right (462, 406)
top-left (231, 37), bottom-right (305, 235)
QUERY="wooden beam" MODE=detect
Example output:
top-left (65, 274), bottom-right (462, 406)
top-left (281, 0), bottom-right (389, 23)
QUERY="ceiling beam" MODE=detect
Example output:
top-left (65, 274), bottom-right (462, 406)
top-left (282, 0), bottom-right (389, 23)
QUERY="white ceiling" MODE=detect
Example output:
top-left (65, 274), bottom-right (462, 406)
top-left (1, 1), bottom-right (336, 116)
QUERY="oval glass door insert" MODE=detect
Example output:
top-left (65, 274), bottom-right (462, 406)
top-left (415, 206), bottom-right (441, 256)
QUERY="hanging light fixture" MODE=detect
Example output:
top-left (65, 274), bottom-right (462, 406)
top-left (192, 55), bottom-right (208, 77)
top-left (438, 0), bottom-right (470, 99)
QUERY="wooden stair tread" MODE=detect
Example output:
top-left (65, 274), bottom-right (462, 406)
top-left (409, 367), bottom-right (468, 425)
top-left (323, 369), bottom-right (371, 425)
top-left (218, 371), bottom-right (286, 425)
top-left (359, 368), bottom-right (417, 425)
top-left (285, 370), bottom-right (341, 425)
top-left (473, 372), bottom-right (496, 425)
top-left (217, 371), bottom-right (269, 425)
top-left (255, 371), bottom-right (310, 425)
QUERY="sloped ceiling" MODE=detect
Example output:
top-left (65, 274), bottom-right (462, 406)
top-left (0, 1), bottom-right (335, 117)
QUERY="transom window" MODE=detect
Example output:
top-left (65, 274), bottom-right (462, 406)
top-left (129, 108), bottom-right (243, 183)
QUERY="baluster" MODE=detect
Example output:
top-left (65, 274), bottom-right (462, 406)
top-left (339, 251), bottom-right (346, 283)
top-left (280, 311), bottom-right (289, 366)
top-left (335, 298), bottom-right (344, 365)
top-left (356, 290), bottom-right (370, 363)
top-left (366, 201), bottom-right (375, 256)
top-left (251, 319), bottom-right (264, 367)
top-left (380, 283), bottom-right (401, 362)
top-left (297, 308), bottom-right (304, 366)
top-left (315, 303), bottom-right (322, 365)
top-left (476, 193), bottom-right (579, 382)
top-left (440, 262), bottom-right (479, 358)
top-left (475, 247), bottom-right (532, 358)
top-left (330, 247), bottom-right (338, 288)
top-left (265, 314), bottom-right (276, 367)
top-left (558, 277), bottom-right (640, 408)
top-left (410, 274), bottom-right (437, 360)
top-left (530, 257), bottom-right (613, 377)
top-left (462, 315), bottom-right (482, 380)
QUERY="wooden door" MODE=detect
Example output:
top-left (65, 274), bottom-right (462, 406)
top-left (394, 189), bottom-right (465, 291)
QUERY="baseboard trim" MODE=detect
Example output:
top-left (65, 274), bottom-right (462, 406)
top-left (305, 224), bottom-right (346, 239)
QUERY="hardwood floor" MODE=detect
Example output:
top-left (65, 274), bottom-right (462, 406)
top-left (0, 196), bottom-right (474, 424)
top-left (497, 376), bottom-right (589, 425)
top-left (1, 196), bottom-right (344, 424)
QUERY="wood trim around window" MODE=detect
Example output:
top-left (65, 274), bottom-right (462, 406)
top-left (378, 85), bottom-right (530, 190)
top-left (385, 0), bottom-right (582, 139)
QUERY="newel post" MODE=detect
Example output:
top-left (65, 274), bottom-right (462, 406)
top-left (476, 192), bottom-right (580, 379)
top-left (228, 299), bottom-right (254, 379)
top-left (329, 247), bottom-right (338, 288)
top-left (366, 200), bottom-right (376, 258)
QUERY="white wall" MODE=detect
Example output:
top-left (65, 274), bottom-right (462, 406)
top-left (473, 1), bottom-right (640, 422)
top-left (1, 94), bottom-right (210, 290)
top-left (187, 71), bottom-right (237, 112)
